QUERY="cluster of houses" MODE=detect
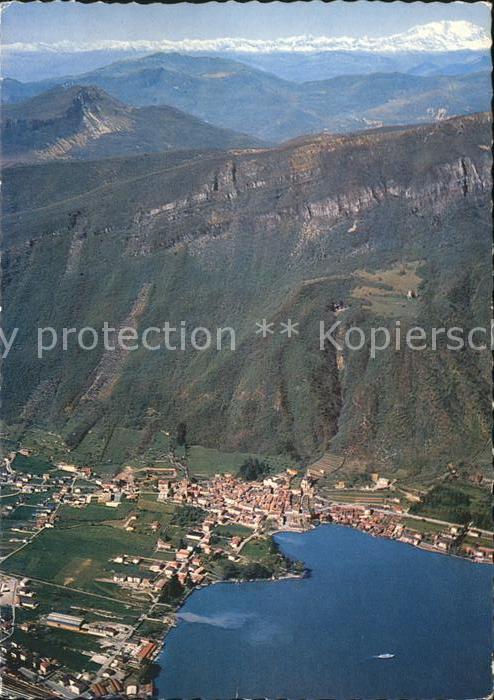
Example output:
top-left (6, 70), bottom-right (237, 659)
top-left (462, 533), bottom-right (494, 563)
top-left (319, 503), bottom-right (493, 562)
top-left (160, 470), bottom-right (314, 531)
top-left (91, 677), bottom-right (154, 698)
top-left (0, 453), bottom-right (78, 540)
top-left (88, 637), bottom-right (160, 697)
top-left (322, 503), bottom-right (400, 539)
top-left (0, 455), bottom-right (57, 532)
top-left (1, 608), bottom-right (158, 698)
top-left (333, 472), bottom-right (393, 491)
top-left (2, 442), bottom-right (492, 698)
top-left (0, 638), bottom-right (58, 682)
top-left (55, 469), bottom-right (128, 510)
top-left (328, 300), bottom-right (348, 313)
top-left (109, 544), bottom-right (208, 593)
top-left (104, 470), bottom-right (319, 599)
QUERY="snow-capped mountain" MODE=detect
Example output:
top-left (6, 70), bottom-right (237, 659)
top-left (3, 20), bottom-right (490, 83)
top-left (4, 21), bottom-right (491, 55)
top-left (384, 21), bottom-right (490, 53)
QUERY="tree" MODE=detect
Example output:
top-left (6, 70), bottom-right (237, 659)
top-left (238, 458), bottom-right (270, 481)
top-left (172, 505), bottom-right (205, 527)
top-left (160, 574), bottom-right (184, 603)
top-left (176, 422), bottom-right (187, 447)
top-left (220, 560), bottom-right (273, 581)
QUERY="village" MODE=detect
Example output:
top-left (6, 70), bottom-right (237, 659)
top-left (0, 445), bottom-right (492, 698)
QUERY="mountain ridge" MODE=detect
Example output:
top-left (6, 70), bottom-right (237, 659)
top-left (1, 54), bottom-right (490, 142)
top-left (2, 112), bottom-right (491, 474)
top-left (1, 84), bottom-right (262, 162)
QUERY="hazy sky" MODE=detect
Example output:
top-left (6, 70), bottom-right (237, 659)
top-left (2, 1), bottom-right (491, 44)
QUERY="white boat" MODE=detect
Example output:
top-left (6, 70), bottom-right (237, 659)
top-left (374, 653), bottom-right (395, 659)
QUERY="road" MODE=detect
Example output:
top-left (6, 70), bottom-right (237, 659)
top-left (0, 578), bottom-right (17, 645)
top-left (0, 476), bottom-right (77, 564)
top-left (0, 573), bottom-right (144, 609)
top-left (0, 490), bottom-right (20, 499)
top-left (90, 615), bottom-right (140, 682)
top-left (396, 510), bottom-right (493, 537)
top-left (318, 497), bottom-right (493, 538)
top-left (237, 530), bottom-right (259, 554)
top-left (90, 588), bottom-right (166, 685)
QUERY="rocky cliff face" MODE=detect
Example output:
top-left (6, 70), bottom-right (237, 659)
top-left (2, 86), bottom-right (133, 161)
top-left (1, 85), bottom-right (259, 163)
top-left (2, 113), bottom-right (492, 473)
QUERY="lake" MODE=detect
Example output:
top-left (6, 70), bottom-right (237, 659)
top-left (156, 524), bottom-right (492, 699)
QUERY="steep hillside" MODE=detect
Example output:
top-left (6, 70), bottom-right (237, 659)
top-left (2, 114), bottom-right (491, 475)
top-left (1, 84), bottom-right (259, 162)
top-left (2, 53), bottom-right (490, 141)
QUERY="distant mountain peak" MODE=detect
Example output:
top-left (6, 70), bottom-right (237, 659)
top-left (1, 82), bottom-right (259, 163)
top-left (61, 84), bottom-right (118, 102)
top-left (3, 83), bottom-right (130, 122)
top-left (390, 20), bottom-right (491, 53)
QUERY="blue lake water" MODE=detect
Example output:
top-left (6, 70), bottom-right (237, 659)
top-left (156, 524), bottom-right (492, 700)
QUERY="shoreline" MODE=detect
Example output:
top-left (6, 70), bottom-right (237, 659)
top-left (148, 518), bottom-right (491, 676)
top-left (272, 519), bottom-right (493, 566)
top-left (310, 519), bottom-right (494, 566)
top-left (146, 529), bottom-right (311, 672)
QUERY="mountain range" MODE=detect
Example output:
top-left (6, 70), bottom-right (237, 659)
top-left (232, 48), bottom-right (491, 82)
top-left (2, 21), bottom-right (491, 82)
top-left (2, 52), bottom-right (490, 143)
top-left (2, 113), bottom-right (491, 474)
top-left (6, 21), bottom-right (490, 53)
top-left (1, 85), bottom-right (260, 163)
